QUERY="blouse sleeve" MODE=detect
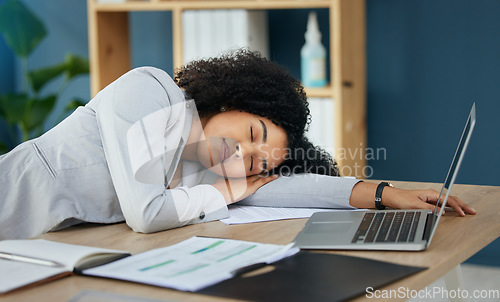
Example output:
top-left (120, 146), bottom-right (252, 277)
top-left (238, 173), bottom-right (361, 209)
top-left (89, 67), bottom-right (228, 233)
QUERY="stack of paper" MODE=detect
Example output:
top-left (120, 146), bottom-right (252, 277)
top-left (221, 205), bottom-right (346, 225)
top-left (83, 237), bottom-right (298, 292)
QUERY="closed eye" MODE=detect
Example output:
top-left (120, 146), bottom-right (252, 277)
top-left (250, 126), bottom-right (254, 171)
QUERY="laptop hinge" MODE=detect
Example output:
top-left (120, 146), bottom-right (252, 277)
top-left (422, 213), bottom-right (435, 241)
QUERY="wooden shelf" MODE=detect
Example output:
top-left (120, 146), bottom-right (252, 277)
top-left (304, 85), bottom-right (334, 98)
top-left (93, 0), bottom-right (331, 11)
top-left (87, 0), bottom-right (367, 175)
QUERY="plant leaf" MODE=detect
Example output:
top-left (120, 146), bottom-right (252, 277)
top-left (64, 54), bottom-right (90, 80)
top-left (0, 93), bottom-right (30, 124)
top-left (53, 97), bottom-right (87, 124)
top-left (23, 95), bottom-right (57, 132)
top-left (0, 94), bottom-right (5, 117)
top-left (64, 98), bottom-right (87, 112)
top-left (27, 62), bottom-right (67, 93)
top-left (0, 0), bottom-right (47, 58)
top-left (0, 141), bottom-right (9, 155)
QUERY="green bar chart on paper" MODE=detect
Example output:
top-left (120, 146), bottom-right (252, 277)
top-left (139, 259), bottom-right (175, 271)
top-left (82, 236), bottom-right (297, 292)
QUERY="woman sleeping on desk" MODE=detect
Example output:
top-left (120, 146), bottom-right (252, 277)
top-left (0, 50), bottom-right (475, 240)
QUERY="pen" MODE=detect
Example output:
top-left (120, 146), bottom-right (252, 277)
top-left (0, 252), bottom-right (64, 268)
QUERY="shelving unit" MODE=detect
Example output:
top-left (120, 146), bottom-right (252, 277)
top-left (87, 0), bottom-right (366, 176)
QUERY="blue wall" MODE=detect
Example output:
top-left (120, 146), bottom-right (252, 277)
top-left (368, 0), bottom-right (500, 266)
top-left (0, 1), bottom-right (14, 94)
top-left (0, 0), bottom-right (498, 266)
top-left (0, 0), bottom-right (15, 143)
top-left (366, 0), bottom-right (500, 188)
top-left (130, 11), bottom-right (173, 74)
top-left (0, 33), bottom-right (14, 144)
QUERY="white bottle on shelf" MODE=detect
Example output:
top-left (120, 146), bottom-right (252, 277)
top-left (300, 11), bottom-right (327, 88)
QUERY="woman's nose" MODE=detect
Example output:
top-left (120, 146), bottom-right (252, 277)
top-left (235, 142), bottom-right (254, 159)
top-left (223, 137), bottom-right (243, 159)
top-left (235, 143), bottom-right (243, 159)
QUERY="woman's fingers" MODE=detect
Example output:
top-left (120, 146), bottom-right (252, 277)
top-left (419, 189), bottom-right (441, 204)
top-left (445, 196), bottom-right (465, 216)
top-left (420, 202), bottom-right (439, 212)
top-left (445, 195), bottom-right (476, 216)
top-left (418, 189), bottom-right (476, 216)
top-left (216, 174), bottom-right (279, 205)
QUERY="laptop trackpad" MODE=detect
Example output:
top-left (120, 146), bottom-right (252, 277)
top-left (306, 221), bottom-right (353, 233)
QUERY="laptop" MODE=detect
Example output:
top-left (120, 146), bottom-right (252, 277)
top-left (293, 103), bottom-right (476, 251)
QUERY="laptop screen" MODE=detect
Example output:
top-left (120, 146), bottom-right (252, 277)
top-left (428, 103), bottom-right (476, 244)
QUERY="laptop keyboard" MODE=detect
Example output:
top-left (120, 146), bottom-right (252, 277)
top-left (351, 211), bottom-right (422, 243)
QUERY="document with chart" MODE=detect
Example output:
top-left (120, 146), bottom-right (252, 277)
top-left (83, 236), bottom-right (298, 292)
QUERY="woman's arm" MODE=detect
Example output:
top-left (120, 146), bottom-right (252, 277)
top-left (239, 174), bottom-right (360, 209)
top-left (90, 67), bottom-right (228, 233)
top-left (349, 182), bottom-right (476, 216)
top-left (240, 173), bottom-right (476, 216)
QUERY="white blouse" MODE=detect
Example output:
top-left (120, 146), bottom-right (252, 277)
top-left (0, 67), bottom-right (359, 240)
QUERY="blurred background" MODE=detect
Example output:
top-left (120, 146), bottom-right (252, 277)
top-left (0, 0), bottom-right (498, 269)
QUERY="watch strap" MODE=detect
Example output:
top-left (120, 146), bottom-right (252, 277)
top-left (375, 182), bottom-right (391, 210)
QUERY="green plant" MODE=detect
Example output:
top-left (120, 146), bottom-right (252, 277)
top-left (0, 0), bottom-right (89, 154)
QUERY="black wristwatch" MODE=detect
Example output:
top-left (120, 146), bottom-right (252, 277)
top-left (375, 182), bottom-right (393, 210)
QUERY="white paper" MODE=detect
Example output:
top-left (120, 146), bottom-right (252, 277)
top-left (83, 237), bottom-right (299, 292)
top-left (0, 259), bottom-right (67, 293)
top-left (220, 205), bottom-right (360, 225)
top-left (0, 239), bottom-right (126, 269)
top-left (0, 239), bottom-right (128, 293)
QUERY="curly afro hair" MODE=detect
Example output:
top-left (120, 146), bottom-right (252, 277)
top-left (174, 49), bottom-right (339, 176)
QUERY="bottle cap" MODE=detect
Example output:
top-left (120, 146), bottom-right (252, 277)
top-left (305, 11), bottom-right (321, 42)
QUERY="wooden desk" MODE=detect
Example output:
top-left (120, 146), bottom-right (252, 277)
top-left (3, 181), bottom-right (499, 301)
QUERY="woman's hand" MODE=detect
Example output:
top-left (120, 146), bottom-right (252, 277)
top-left (350, 182), bottom-right (476, 216)
top-left (213, 174), bottom-right (279, 205)
top-left (382, 187), bottom-right (476, 216)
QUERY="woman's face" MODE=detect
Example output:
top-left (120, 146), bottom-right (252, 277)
top-left (197, 111), bottom-right (288, 178)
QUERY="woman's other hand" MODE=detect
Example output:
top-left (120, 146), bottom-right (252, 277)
top-left (350, 182), bottom-right (476, 216)
top-left (213, 174), bottom-right (279, 205)
top-left (382, 187), bottom-right (477, 216)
